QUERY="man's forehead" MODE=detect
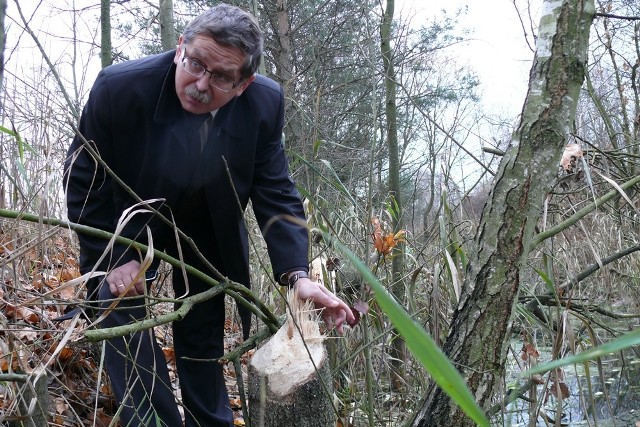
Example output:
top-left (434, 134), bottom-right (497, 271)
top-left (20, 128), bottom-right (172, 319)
top-left (186, 39), bottom-right (244, 71)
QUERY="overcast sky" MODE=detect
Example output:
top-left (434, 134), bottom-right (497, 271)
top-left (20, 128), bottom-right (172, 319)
top-left (397, 0), bottom-right (540, 118)
top-left (6, 0), bottom-right (540, 121)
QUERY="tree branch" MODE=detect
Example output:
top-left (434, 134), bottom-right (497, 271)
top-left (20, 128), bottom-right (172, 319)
top-left (0, 208), bottom-right (282, 337)
top-left (521, 294), bottom-right (640, 320)
top-left (595, 12), bottom-right (640, 21)
top-left (84, 283), bottom-right (227, 341)
top-left (531, 173), bottom-right (640, 247)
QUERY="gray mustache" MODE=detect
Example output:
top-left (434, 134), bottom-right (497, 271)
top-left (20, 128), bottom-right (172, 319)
top-left (185, 86), bottom-right (211, 104)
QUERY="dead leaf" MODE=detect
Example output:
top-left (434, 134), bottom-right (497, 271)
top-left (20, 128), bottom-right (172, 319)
top-left (520, 342), bottom-right (539, 361)
top-left (353, 300), bottom-right (369, 315)
top-left (162, 347), bottom-right (175, 364)
top-left (371, 216), bottom-right (406, 256)
top-left (560, 143), bottom-right (583, 172)
top-left (532, 374), bottom-right (545, 385)
top-left (0, 235), bottom-right (15, 254)
top-left (88, 408), bottom-right (115, 426)
top-left (50, 343), bottom-right (75, 362)
top-left (59, 267), bottom-right (80, 282)
top-left (1, 300), bottom-right (40, 323)
top-left (15, 327), bottom-right (39, 343)
top-left (0, 352), bottom-right (19, 372)
top-left (347, 299), bottom-right (369, 327)
top-left (325, 257), bottom-right (340, 271)
top-left (549, 381), bottom-right (570, 399)
top-left (55, 397), bottom-right (69, 414)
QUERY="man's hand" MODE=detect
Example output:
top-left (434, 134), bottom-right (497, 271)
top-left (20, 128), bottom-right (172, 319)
top-left (293, 278), bottom-right (355, 334)
top-left (106, 260), bottom-right (146, 297)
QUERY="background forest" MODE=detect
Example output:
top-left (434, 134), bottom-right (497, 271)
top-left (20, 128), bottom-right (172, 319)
top-left (0, 0), bottom-right (639, 426)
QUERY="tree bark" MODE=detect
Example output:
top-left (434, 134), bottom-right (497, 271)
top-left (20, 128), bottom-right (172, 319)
top-left (159, 0), bottom-right (176, 52)
top-left (0, 0), bottom-right (5, 91)
top-left (100, 0), bottom-right (112, 68)
top-left (380, 0), bottom-right (407, 392)
top-left (0, 0), bottom-right (6, 209)
top-left (410, 1), bottom-right (595, 425)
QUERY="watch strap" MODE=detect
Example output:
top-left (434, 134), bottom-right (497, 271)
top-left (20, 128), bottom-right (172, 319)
top-left (286, 271), bottom-right (309, 287)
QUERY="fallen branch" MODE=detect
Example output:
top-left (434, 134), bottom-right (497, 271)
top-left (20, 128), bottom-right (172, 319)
top-left (0, 208), bottom-right (282, 339)
top-left (520, 294), bottom-right (640, 319)
top-left (531, 174), bottom-right (640, 247)
top-left (84, 284), bottom-right (225, 341)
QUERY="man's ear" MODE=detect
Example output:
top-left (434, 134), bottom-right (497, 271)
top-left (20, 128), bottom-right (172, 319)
top-left (173, 35), bottom-right (184, 65)
top-left (234, 74), bottom-right (256, 96)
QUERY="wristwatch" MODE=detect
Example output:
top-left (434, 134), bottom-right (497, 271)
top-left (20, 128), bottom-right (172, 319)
top-left (286, 271), bottom-right (309, 287)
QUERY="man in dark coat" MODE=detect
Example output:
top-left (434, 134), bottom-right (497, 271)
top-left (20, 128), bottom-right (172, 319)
top-left (64, 4), bottom-right (354, 426)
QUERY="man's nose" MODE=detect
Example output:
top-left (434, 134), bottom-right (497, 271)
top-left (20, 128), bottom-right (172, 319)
top-left (195, 74), bottom-right (210, 91)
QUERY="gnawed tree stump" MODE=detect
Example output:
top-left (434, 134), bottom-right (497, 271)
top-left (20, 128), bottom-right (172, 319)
top-left (248, 291), bottom-right (334, 427)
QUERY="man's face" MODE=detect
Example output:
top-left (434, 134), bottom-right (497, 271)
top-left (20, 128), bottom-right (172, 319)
top-left (174, 35), bottom-right (255, 114)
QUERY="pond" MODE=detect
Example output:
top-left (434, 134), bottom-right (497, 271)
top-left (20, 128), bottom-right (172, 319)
top-left (500, 343), bottom-right (640, 426)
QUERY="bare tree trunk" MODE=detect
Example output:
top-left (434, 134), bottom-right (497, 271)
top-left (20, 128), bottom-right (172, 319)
top-left (380, 0), bottom-right (407, 391)
top-left (275, 0), bottom-right (292, 99)
top-left (0, 0), bottom-right (6, 209)
top-left (410, 1), bottom-right (595, 425)
top-left (0, 0), bottom-right (5, 92)
top-left (159, 0), bottom-right (176, 51)
top-left (100, 0), bottom-right (112, 68)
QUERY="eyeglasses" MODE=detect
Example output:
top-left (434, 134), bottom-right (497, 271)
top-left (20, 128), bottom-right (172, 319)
top-left (181, 47), bottom-right (240, 93)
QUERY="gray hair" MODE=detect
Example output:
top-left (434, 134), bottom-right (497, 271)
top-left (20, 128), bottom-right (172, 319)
top-left (182, 3), bottom-right (263, 79)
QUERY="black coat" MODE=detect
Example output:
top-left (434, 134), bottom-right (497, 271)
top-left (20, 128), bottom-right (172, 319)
top-left (65, 51), bottom-right (308, 314)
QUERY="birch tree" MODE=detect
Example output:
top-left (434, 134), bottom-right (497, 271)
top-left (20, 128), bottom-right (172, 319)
top-left (410, 0), bottom-right (596, 425)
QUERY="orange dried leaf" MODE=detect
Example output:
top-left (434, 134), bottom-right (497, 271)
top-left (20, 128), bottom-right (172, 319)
top-left (2, 300), bottom-right (40, 324)
top-left (0, 353), bottom-right (19, 372)
top-left (532, 374), bottom-right (545, 385)
top-left (0, 356), bottom-right (9, 371)
top-left (371, 216), bottom-right (406, 255)
top-left (549, 381), bottom-right (570, 399)
top-left (56, 345), bottom-right (76, 362)
top-left (59, 267), bottom-right (80, 282)
top-left (162, 346), bottom-right (175, 364)
top-left (0, 235), bottom-right (15, 254)
top-left (559, 382), bottom-right (570, 398)
top-left (55, 283), bottom-right (77, 301)
top-left (520, 342), bottom-right (539, 361)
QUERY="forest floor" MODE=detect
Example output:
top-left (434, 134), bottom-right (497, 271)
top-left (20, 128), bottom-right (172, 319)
top-left (0, 229), bottom-right (251, 426)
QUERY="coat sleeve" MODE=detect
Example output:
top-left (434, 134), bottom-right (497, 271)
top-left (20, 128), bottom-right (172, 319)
top-left (248, 84), bottom-right (310, 280)
top-left (64, 73), bottom-right (139, 273)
